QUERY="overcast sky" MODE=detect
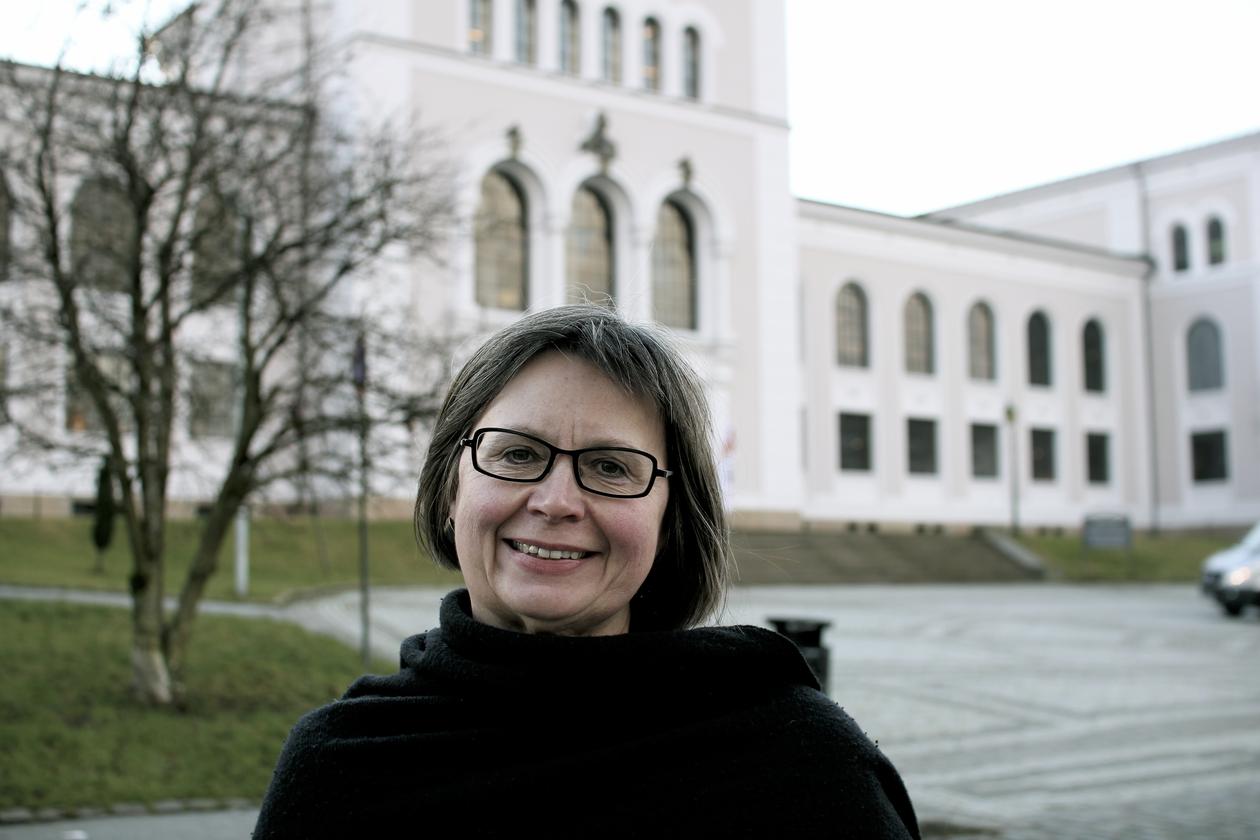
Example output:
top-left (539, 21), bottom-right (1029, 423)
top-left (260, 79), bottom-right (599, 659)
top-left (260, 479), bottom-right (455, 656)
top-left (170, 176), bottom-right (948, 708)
top-left (788, 0), bottom-right (1260, 215)
top-left (3, 1), bottom-right (1258, 217)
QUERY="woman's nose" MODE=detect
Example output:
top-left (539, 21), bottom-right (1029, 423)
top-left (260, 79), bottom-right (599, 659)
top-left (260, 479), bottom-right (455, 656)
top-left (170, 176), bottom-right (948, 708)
top-left (526, 455), bottom-right (586, 520)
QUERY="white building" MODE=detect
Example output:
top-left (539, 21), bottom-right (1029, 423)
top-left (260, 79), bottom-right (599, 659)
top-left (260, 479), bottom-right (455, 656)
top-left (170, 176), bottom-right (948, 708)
top-left (1, 0), bottom-right (1256, 530)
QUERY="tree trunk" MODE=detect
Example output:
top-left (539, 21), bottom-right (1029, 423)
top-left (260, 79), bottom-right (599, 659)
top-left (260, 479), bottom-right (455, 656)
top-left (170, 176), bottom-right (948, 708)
top-left (129, 639), bottom-right (174, 705)
top-left (129, 537), bottom-right (177, 705)
top-left (165, 501), bottom-right (237, 678)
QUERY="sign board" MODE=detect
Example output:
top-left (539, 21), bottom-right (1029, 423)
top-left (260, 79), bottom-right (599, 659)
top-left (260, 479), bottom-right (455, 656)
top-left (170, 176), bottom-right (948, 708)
top-left (1082, 514), bottom-right (1132, 550)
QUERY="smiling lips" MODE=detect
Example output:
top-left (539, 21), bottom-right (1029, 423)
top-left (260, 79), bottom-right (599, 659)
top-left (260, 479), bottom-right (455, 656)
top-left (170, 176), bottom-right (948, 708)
top-left (508, 539), bottom-right (591, 560)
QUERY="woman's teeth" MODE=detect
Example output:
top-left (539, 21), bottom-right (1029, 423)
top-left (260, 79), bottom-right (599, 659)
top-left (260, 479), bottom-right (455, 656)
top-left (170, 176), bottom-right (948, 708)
top-left (511, 540), bottom-right (587, 560)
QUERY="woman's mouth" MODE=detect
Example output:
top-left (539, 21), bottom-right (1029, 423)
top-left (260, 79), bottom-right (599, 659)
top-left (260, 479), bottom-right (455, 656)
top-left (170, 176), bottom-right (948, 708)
top-left (508, 539), bottom-right (591, 560)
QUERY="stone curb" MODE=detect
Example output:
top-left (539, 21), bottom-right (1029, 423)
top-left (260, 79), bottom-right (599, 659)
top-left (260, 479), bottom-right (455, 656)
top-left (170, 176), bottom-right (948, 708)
top-left (0, 798), bottom-right (257, 825)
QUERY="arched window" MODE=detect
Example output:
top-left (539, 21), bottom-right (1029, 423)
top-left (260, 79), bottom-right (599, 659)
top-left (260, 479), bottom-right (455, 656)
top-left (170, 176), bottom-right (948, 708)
top-left (559, 0), bottom-right (580, 75)
top-left (642, 18), bottom-right (661, 91)
top-left (967, 301), bottom-right (995, 381)
top-left (601, 8), bottom-right (622, 82)
top-left (71, 177), bottom-right (133, 292)
top-left (0, 175), bottom-right (11, 282)
top-left (567, 185), bottom-right (614, 304)
top-left (515, 0), bottom-right (537, 64)
top-left (1206, 216), bottom-right (1226, 266)
top-left (1082, 319), bottom-right (1105, 393)
top-left (474, 169), bottom-right (528, 311)
top-left (1186, 318), bottom-right (1224, 392)
top-left (836, 282), bottom-right (868, 367)
top-left (1171, 224), bottom-right (1189, 272)
top-left (469, 0), bottom-right (493, 55)
top-left (191, 193), bottom-right (240, 304)
top-left (1027, 311), bottom-right (1052, 386)
top-left (683, 26), bottom-right (701, 99)
top-left (652, 199), bottom-right (696, 329)
top-left (903, 292), bottom-right (934, 374)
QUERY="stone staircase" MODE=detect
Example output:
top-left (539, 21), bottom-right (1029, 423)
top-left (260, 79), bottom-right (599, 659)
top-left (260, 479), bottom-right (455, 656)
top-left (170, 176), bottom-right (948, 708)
top-left (730, 529), bottom-right (1040, 584)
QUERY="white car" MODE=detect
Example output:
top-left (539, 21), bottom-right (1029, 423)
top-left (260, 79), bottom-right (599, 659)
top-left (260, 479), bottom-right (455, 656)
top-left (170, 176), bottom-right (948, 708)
top-left (1201, 522), bottom-right (1260, 617)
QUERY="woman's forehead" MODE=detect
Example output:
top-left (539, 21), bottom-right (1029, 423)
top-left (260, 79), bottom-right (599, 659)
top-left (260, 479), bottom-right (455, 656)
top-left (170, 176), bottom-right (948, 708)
top-left (473, 350), bottom-right (665, 450)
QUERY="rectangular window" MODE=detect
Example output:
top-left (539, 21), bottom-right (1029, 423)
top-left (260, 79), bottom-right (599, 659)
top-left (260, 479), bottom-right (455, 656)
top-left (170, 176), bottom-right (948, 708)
top-left (1191, 430), bottom-right (1228, 482)
top-left (469, 0), bottom-right (492, 55)
top-left (838, 413), bottom-right (871, 472)
top-left (65, 353), bottom-right (131, 434)
top-left (1086, 432), bottom-right (1110, 484)
top-left (1031, 428), bottom-right (1056, 481)
top-left (907, 417), bottom-right (937, 475)
top-left (971, 423), bottom-right (998, 478)
top-left (515, 0), bottom-right (537, 64)
top-left (188, 360), bottom-right (235, 439)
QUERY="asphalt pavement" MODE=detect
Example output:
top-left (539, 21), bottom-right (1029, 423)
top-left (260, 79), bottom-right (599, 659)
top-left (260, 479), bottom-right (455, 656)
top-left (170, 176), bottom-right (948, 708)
top-left (3, 582), bottom-right (1258, 839)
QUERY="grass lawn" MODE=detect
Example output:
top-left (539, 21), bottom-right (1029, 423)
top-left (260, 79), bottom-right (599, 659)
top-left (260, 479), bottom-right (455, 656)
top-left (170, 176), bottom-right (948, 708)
top-left (0, 599), bottom-right (393, 811)
top-left (1015, 529), bottom-right (1242, 582)
top-left (0, 516), bottom-right (462, 602)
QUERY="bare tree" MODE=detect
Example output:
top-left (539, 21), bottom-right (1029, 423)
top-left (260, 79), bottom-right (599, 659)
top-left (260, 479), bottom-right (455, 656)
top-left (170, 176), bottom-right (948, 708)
top-left (0, 1), bottom-right (458, 705)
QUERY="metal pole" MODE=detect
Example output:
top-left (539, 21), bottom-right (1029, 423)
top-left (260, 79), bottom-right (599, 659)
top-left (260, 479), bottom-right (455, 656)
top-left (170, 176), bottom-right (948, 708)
top-left (1006, 404), bottom-right (1020, 536)
top-left (1133, 162), bottom-right (1161, 535)
top-left (354, 332), bottom-right (370, 666)
top-left (234, 504), bottom-right (250, 597)
top-left (358, 405), bottom-right (370, 666)
top-left (233, 208), bottom-right (250, 598)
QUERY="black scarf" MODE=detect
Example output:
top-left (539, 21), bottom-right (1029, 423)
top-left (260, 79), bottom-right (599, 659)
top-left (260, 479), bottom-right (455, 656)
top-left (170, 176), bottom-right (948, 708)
top-left (254, 590), bottom-right (920, 838)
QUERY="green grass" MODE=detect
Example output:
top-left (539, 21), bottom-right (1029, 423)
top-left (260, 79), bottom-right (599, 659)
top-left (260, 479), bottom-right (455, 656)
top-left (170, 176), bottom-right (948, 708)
top-left (0, 599), bottom-right (394, 810)
top-left (1015, 530), bottom-right (1242, 582)
top-left (0, 516), bottom-right (462, 602)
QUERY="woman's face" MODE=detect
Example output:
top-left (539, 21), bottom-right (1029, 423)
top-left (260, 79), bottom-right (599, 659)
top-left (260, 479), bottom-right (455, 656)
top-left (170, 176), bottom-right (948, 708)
top-left (450, 351), bottom-right (669, 636)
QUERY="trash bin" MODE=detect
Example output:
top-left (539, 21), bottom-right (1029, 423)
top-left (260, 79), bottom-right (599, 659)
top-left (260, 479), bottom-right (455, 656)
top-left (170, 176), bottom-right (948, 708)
top-left (768, 617), bottom-right (831, 693)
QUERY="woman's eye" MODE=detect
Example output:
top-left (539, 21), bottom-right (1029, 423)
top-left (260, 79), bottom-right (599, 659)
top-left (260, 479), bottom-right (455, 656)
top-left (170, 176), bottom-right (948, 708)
top-left (503, 447), bottom-right (540, 463)
top-left (592, 458), bottom-right (629, 478)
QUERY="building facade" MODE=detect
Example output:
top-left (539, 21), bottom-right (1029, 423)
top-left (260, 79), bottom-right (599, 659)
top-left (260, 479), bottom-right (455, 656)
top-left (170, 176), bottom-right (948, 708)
top-left (1, 0), bottom-right (1256, 529)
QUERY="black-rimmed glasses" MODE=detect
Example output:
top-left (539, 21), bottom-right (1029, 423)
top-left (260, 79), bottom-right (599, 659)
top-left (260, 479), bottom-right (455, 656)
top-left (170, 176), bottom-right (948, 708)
top-left (460, 427), bottom-right (672, 499)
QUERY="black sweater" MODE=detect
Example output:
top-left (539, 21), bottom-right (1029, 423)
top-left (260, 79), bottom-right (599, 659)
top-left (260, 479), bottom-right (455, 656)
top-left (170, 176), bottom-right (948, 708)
top-left (254, 589), bottom-right (920, 838)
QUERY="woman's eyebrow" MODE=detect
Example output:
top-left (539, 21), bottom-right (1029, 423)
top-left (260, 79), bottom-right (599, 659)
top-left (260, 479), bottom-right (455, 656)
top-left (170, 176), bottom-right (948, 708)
top-left (506, 425), bottom-right (649, 451)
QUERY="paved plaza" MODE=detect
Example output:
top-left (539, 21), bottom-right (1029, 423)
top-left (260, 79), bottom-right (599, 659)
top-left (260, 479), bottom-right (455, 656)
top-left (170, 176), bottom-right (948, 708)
top-left (3, 583), bottom-right (1258, 838)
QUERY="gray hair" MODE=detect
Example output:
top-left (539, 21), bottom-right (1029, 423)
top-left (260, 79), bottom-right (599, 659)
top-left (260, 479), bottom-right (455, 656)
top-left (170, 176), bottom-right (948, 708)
top-left (414, 305), bottom-right (730, 630)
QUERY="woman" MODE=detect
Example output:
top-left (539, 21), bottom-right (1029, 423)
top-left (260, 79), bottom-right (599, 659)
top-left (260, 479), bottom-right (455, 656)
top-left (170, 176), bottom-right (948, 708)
top-left (254, 306), bottom-right (920, 838)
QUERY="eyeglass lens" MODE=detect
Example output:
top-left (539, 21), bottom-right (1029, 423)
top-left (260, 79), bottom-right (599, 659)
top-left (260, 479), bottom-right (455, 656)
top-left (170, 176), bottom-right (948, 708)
top-left (473, 429), bottom-right (656, 496)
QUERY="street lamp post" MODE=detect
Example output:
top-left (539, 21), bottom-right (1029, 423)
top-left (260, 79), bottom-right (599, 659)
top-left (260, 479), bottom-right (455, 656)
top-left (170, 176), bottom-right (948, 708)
top-left (352, 330), bottom-right (371, 666)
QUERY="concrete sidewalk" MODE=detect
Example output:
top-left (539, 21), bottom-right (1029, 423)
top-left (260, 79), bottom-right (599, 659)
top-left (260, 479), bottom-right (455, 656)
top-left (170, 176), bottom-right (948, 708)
top-left (4, 583), bottom-right (1258, 839)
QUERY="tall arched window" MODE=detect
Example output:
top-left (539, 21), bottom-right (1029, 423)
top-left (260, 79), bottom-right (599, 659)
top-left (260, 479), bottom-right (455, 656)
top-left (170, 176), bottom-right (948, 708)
top-left (836, 282), bottom-right (868, 367)
top-left (903, 292), bottom-right (934, 374)
top-left (191, 193), bottom-right (240, 304)
top-left (469, 0), bottom-right (493, 55)
top-left (559, 0), bottom-right (580, 74)
top-left (1171, 224), bottom-right (1189, 272)
top-left (1186, 317), bottom-right (1224, 392)
top-left (652, 199), bottom-right (695, 329)
top-left (967, 301), bottom-right (995, 381)
top-left (642, 18), bottom-right (661, 91)
top-left (515, 0), bottom-right (537, 64)
top-left (474, 169), bottom-right (528, 311)
top-left (1206, 216), bottom-right (1226, 266)
top-left (601, 8), bottom-right (622, 82)
top-left (1082, 319), bottom-right (1105, 393)
top-left (0, 175), bottom-right (11, 282)
top-left (71, 177), bottom-right (133, 292)
top-left (567, 185), bottom-right (614, 303)
top-left (683, 26), bottom-right (701, 99)
top-left (1027, 311), bottom-right (1052, 386)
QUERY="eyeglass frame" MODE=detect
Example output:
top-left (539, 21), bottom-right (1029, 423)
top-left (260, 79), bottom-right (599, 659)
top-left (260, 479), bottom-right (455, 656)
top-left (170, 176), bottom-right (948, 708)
top-left (459, 426), bottom-right (673, 499)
